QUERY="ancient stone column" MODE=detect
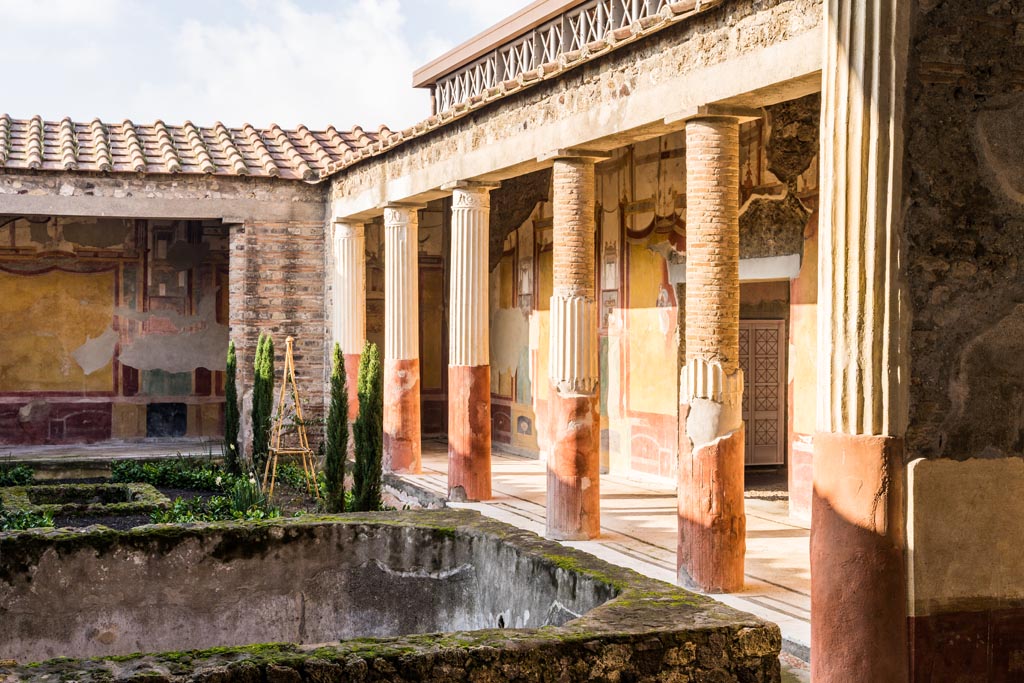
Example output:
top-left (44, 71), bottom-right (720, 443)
top-left (678, 115), bottom-right (745, 593)
top-left (332, 220), bottom-right (365, 421)
top-left (547, 156), bottom-right (601, 540)
top-left (383, 204), bottom-right (422, 474)
top-left (445, 181), bottom-right (499, 501)
top-left (812, 0), bottom-right (910, 680)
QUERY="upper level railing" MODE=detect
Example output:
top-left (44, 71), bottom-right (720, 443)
top-left (433, 0), bottom-right (676, 113)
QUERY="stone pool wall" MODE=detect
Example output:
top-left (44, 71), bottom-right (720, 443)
top-left (0, 510), bottom-right (782, 681)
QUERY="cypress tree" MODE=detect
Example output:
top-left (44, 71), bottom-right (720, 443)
top-left (352, 341), bottom-right (383, 512)
top-left (251, 332), bottom-right (274, 474)
top-left (224, 340), bottom-right (241, 474)
top-left (324, 342), bottom-right (349, 512)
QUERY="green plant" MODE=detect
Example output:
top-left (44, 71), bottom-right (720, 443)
top-left (352, 341), bottom-right (383, 512)
top-left (324, 342), bottom-right (349, 512)
top-left (0, 509), bottom-right (53, 531)
top-left (150, 479), bottom-right (280, 524)
top-left (0, 462), bottom-right (33, 487)
top-left (224, 340), bottom-right (241, 475)
top-left (251, 333), bottom-right (275, 475)
top-left (110, 457), bottom-right (235, 492)
top-left (229, 476), bottom-right (266, 513)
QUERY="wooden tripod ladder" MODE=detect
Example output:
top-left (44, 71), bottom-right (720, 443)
top-left (262, 336), bottom-right (319, 498)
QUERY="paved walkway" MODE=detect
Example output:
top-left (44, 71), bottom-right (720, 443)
top-left (405, 440), bottom-right (811, 667)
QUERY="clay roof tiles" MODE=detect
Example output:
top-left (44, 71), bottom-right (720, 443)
top-left (0, 115), bottom-right (380, 181)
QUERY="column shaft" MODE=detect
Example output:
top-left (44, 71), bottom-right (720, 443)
top-left (678, 116), bottom-right (746, 593)
top-left (383, 205), bottom-right (422, 474)
top-left (547, 157), bottom-right (600, 541)
top-left (813, 0), bottom-right (910, 680)
top-left (333, 221), bottom-right (365, 421)
top-left (447, 184), bottom-right (497, 501)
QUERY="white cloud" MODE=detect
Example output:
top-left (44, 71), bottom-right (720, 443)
top-left (129, 0), bottom-right (430, 129)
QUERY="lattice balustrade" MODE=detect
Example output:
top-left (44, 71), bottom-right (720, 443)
top-left (434, 0), bottom-right (674, 112)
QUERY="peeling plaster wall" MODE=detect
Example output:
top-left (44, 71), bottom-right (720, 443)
top-left (0, 217), bottom-right (228, 444)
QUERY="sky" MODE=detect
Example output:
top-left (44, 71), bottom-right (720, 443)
top-left (0, 0), bottom-right (526, 131)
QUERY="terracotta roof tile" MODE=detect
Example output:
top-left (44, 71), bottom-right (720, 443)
top-left (0, 115), bottom-right (381, 181)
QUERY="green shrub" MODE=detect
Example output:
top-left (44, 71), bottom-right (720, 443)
top-left (0, 463), bottom-right (34, 487)
top-left (324, 342), bottom-right (349, 512)
top-left (224, 340), bottom-right (241, 474)
top-left (0, 509), bottom-right (54, 531)
top-left (352, 341), bottom-right (383, 512)
top-left (110, 457), bottom-right (235, 492)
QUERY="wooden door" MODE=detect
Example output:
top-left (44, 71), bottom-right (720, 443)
top-left (738, 320), bottom-right (786, 466)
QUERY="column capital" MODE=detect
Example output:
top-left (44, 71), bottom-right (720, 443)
top-left (537, 148), bottom-right (612, 163)
top-left (440, 179), bottom-right (501, 192)
top-left (381, 203), bottom-right (424, 226)
top-left (665, 103), bottom-right (762, 125)
top-left (331, 219), bottom-right (364, 240)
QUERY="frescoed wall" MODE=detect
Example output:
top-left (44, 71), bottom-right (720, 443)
top-left (481, 94), bottom-right (820, 484)
top-left (0, 217), bottom-right (228, 445)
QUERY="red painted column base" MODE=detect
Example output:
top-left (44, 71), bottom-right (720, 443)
top-left (811, 431), bottom-right (907, 682)
top-left (383, 358), bottom-right (421, 474)
top-left (546, 392), bottom-right (600, 540)
top-left (343, 353), bottom-right (361, 422)
top-left (447, 365), bottom-right (492, 501)
top-left (677, 418), bottom-right (746, 593)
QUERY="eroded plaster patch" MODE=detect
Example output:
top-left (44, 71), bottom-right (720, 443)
top-left (71, 329), bottom-right (118, 375)
top-left (115, 295), bottom-right (228, 373)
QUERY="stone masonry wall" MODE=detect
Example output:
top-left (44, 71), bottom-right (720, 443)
top-left (905, 3), bottom-right (1024, 461)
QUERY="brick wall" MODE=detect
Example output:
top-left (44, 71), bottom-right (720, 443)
top-left (229, 220), bottom-right (327, 427)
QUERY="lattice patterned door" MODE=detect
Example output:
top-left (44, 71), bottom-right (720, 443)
top-left (738, 320), bottom-right (786, 466)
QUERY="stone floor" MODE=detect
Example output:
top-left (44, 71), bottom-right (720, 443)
top-left (408, 439), bottom-right (811, 666)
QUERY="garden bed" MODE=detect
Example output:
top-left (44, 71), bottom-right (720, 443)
top-left (0, 483), bottom-right (168, 518)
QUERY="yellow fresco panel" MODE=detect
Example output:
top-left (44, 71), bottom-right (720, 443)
top-left (0, 270), bottom-right (115, 392)
top-left (626, 308), bottom-right (677, 415)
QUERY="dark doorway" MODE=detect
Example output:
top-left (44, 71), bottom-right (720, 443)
top-left (146, 403), bottom-right (187, 437)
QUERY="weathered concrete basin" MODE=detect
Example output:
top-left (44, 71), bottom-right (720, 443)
top-left (0, 510), bottom-right (782, 681)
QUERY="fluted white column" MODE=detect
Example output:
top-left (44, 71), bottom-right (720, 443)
top-left (448, 184), bottom-right (495, 367)
top-left (445, 181), bottom-right (499, 501)
top-left (332, 221), bottom-right (366, 355)
top-left (812, 1), bottom-right (911, 680)
top-left (382, 204), bottom-right (423, 473)
top-left (383, 205), bottom-right (420, 362)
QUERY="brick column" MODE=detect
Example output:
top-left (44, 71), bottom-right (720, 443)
top-left (332, 220), bottom-right (365, 421)
top-left (547, 156), bottom-right (601, 540)
top-left (445, 181), bottom-right (499, 501)
top-left (678, 116), bottom-right (745, 593)
top-left (813, 0), bottom-right (910, 679)
top-left (383, 205), bottom-right (422, 474)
